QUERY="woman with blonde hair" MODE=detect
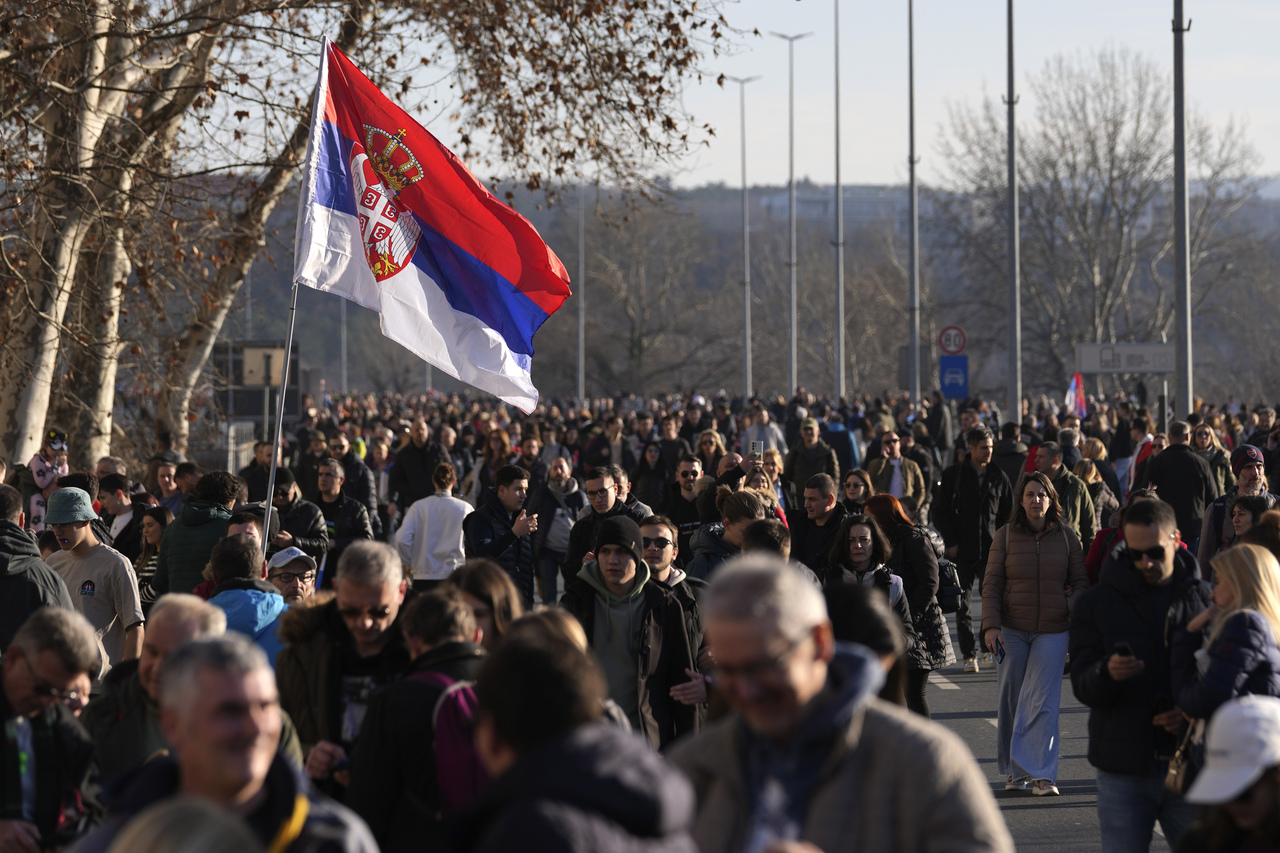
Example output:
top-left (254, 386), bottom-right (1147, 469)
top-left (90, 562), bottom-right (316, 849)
top-left (694, 429), bottom-right (725, 476)
top-left (759, 447), bottom-right (798, 510)
top-left (1074, 459), bottom-right (1119, 536)
top-left (1174, 544), bottom-right (1280, 721)
top-left (1082, 437), bottom-right (1123, 504)
top-left (1194, 421), bottom-right (1237, 495)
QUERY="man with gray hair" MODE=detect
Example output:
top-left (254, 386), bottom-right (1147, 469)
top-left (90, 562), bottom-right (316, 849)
top-left (669, 554), bottom-right (1013, 853)
top-left (276, 541), bottom-right (409, 797)
top-left (0, 607), bottom-right (102, 850)
top-left (72, 634), bottom-right (378, 852)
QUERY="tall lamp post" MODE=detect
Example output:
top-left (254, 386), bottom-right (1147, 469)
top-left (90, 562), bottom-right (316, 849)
top-left (1173, 0), bottom-right (1192, 416)
top-left (577, 180), bottom-right (586, 403)
top-left (1005, 0), bottom-right (1021, 419)
top-left (725, 75), bottom-right (761, 401)
top-left (906, 0), bottom-right (921, 407)
top-left (770, 31), bottom-right (812, 398)
top-left (833, 0), bottom-right (847, 401)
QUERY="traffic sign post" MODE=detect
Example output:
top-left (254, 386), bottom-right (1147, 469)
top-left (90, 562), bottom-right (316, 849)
top-left (939, 355), bottom-right (969, 400)
top-left (939, 326), bottom-right (966, 355)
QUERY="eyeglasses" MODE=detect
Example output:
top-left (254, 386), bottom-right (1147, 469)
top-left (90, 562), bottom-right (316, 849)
top-left (710, 635), bottom-right (807, 684)
top-left (882, 437), bottom-right (900, 445)
top-left (22, 656), bottom-right (79, 702)
top-left (338, 605), bottom-right (393, 620)
top-left (642, 536), bottom-right (673, 549)
top-left (586, 487), bottom-right (614, 500)
top-left (269, 571), bottom-right (315, 585)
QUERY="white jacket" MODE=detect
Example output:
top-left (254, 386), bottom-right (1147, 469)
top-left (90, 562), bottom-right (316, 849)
top-left (395, 491), bottom-right (471, 580)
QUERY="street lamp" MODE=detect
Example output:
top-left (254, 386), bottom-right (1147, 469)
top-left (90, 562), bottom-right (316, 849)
top-left (1173, 0), bottom-right (1192, 416)
top-left (770, 31), bottom-right (812, 398)
top-left (725, 74), bottom-right (761, 400)
top-left (1006, 0), bottom-right (1021, 421)
top-left (907, 0), bottom-right (921, 407)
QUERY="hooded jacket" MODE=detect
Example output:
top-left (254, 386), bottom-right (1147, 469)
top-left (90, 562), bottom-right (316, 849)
top-left (209, 578), bottom-right (288, 666)
top-left (452, 722), bottom-right (697, 853)
top-left (463, 488), bottom-right (536, 605)
top-left (560, 562), bottom-right (698, 749)
top-left (684, 523), bottom-right (737, 582)
top-left (276, 592), bottom-right (410, 754)
top-left (152, 499), bottom-right (232, 595)
top-left (0, 520), bottom-right (73, 649)
top-left (71, 753), bottom-right (377, 853)
top-left (1171, 609), bottom-right (1280, 721)
top-left (1069, 544), bottom-right (1213, 774)
top-left (670, 646), bottom-right (1012, 853)
top-left (336, 449), bottom-right (382, 538)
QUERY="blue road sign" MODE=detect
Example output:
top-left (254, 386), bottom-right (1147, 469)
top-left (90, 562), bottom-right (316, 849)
top-left (939, 355), bottom-right (969, 400)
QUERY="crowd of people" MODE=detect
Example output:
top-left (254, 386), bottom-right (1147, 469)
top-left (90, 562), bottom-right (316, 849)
top-left (1, 385), bottom-right (1280, 850)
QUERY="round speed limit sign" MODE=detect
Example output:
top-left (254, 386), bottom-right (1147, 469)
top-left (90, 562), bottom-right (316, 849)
top-left (938, 326), bottom-right (966, 355)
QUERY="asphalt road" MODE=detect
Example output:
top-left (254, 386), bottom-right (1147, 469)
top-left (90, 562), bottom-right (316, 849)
top-left (927, 609), bottom-right (1173, 853)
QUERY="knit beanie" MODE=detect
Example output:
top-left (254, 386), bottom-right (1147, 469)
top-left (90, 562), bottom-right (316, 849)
top-left (594, 516), bottom-right (644, 568)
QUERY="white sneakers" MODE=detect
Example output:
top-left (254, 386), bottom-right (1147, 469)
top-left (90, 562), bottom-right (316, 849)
top-left (1005, 776), bottom-right (1029, 791)
top-left (964, 656), bottom-right (980, 673)
top-left (1031, 780), bottom-right (1060, 796)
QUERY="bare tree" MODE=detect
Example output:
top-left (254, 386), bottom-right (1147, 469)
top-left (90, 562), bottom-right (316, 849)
top-left (933, 47), bottom-right (1264, 397)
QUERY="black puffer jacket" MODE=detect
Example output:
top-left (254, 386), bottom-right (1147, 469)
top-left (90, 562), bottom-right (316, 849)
top-left (452, 723), bottom-right (696, 853)
top-left (1069, 545), bottom-right (1213, 774)
top-left (464, 488), bottom-right (536, 606)
top-left (887, 524), bottom-right (955, 672)
top-left (0, 521), bottom-right (73, 649)
top-left (277, 495), bottom-right (329, 563)
top-left (337, 449), bottom-right (382, 538)
top-left (318, 494), bottom-right (374, 580)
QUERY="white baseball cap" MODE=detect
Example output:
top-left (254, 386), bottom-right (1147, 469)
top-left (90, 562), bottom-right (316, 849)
top-left (1185, 695), bottom-right (1280, 804)
top-left (266, 546), bottom-right (317, 574)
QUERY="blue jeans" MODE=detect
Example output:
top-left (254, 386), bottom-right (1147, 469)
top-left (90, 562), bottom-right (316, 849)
top-left (538, 550), bottom-right (564, 605)
top-left (1096, 765), bottom-right (1197, 853)
top-left (996, 629), bottom-right (1068, 782)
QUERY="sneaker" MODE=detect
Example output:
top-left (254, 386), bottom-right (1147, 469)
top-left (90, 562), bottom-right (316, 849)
top-left (964, 656), bottom-right (979, 673)
top-left (1032, 780), bottom-right (1060, 796)
top-left (1005, 776), bottom-right (1030, 791)
top-left (983, 652), bottom-right (996, 666)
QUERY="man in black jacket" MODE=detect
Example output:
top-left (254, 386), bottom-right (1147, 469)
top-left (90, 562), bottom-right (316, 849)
top-left (0, 485), bottom-right (73, 650)
top-left (560, 467), bottom-right (647, 586)
top-left (317, 458), bottom-right (374, 582)
top-left (659, 456), bottom-right (703, 567)
top-left (1069, 499), bottom-right (1212, 853)
top-left (269, 469), bottom-right (329, 564)
top-left (329, 433), bottom-right (382, 539)
top-left (784, 474), bottom-right (848, 574)
top-left (933, 425), bottom-right (1013, 673)
top-left (347, 588), bottom-right (484, 851)
top-left (389, 417), bottom-right (450, 514)
top-left (1145, 420), bottom-right (1219, 556)
top-left (0, 607), bottom-right (102, 849)
top-left (463, 465), bottom-right (537, 609)
top-left (97, 474), bottom-right (150, 564)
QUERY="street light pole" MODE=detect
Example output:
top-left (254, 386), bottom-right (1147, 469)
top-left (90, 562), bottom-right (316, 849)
top-left (726, 75), bottom-right (761, 401)
top-left (907, 0), bottom-right (921, 406)
top-left (577, 180), bottom-right (586, 403)
top-left (1006, 0), bottom-right (1021, 420)
top-left (833, 0), bottom-right (846, 402)
top-left (1173, 0), bottom-right (1193, 416)
top-left (770, 31), bottom-right (812, 399)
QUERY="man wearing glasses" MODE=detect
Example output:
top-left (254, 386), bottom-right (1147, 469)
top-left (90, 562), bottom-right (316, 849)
top-left (865, 431), bottom-right (927, 506)
top-left (1070, 499), bottom-right (1213, 852)
top-left (266, 546), bottom-right (318, 605)
top-left (277, 541), bottom-right (409, 798)
top-left (0, 607), bottom-right (103, 850)
top-left (670, 555), bottom-right (1010, 852)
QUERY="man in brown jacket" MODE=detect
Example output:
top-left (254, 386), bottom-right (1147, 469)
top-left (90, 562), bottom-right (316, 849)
top-left (669, 554), bottom-right (1013, 853)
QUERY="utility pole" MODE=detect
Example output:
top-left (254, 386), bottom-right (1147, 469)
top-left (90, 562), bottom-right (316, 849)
top-left (726, 75), bottom-right (761, 400)
top-left (1006, 0), bottom-right (1021, 419)
top-left (771, 31), bottom-right (812, 398)
top-left (339, 298), bottom-right (347, 392)
top-left (577, 181), bottom-right (586, 403)
top-left (906, 0), bottom-right (921, 406)
top-left (1173, 0), bottom-right (1193, 417)
top-left (833, 0), bottom-right (846, 401)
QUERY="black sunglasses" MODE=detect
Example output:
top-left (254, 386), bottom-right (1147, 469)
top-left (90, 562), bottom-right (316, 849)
top-left (642, 536), bottom-right (673, 549)
top-left (1125, 545), bottom-right (1168, 564)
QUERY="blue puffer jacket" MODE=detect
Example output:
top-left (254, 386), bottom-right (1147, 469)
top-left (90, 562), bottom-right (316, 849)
top-left (208, 578), bottom-right (288, 668)
top-left (1172, 609), bottom-right (1280, 720)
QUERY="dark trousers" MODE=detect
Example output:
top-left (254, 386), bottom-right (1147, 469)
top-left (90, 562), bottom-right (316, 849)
top-left (906, 667), bottom-right (931, 718)
top-left (956, 556), bottom-right (986, 658)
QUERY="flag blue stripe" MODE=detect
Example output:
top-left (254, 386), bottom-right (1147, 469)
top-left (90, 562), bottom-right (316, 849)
top-left (312, 121), bottom-right (547, 356)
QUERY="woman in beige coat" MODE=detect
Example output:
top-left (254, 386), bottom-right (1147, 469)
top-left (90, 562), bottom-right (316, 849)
top-left (983, 470), bottom-right (1088, 797)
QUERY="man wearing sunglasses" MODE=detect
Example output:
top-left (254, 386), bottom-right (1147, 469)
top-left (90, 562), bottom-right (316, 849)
top-left (268, 468), bottom-right (328, 566)
top-left (1069, 498), bottom-right (1213, 852)
top-left (659, 455), bottom-right (703, 563)
top-left (0, 607), bottom-right (102, 851)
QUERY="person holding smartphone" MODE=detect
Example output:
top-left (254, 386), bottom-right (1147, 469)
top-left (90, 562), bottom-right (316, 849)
top-left (983, 470), bottom-right (1088, 797)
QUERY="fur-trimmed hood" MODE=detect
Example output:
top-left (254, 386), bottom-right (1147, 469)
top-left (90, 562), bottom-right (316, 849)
top-left (275, 590), bottom-right (336, 647)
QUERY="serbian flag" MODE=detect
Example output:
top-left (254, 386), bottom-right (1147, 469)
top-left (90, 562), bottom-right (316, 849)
top-left (1065, 373), bottom-right (1087, 419)
top-left (293, 41), bottom-right (571, 412)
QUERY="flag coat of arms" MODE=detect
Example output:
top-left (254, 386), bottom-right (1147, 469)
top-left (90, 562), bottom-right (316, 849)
top-left (293, 41), bottom-right (572, 412)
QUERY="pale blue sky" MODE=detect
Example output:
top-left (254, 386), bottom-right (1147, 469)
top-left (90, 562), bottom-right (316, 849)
top-left (671, 0), bottom-right (1279, 188)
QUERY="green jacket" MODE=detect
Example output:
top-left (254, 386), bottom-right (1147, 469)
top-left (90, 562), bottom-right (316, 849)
top-left (80, 659), bottom-right (301, 779)
top-left (1052, 468), bottom-right (1097, 553)
top-left (152, 500), bottom-right (231, 595)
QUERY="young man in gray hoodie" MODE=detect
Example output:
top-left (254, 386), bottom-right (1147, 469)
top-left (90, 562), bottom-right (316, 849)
top-left (559, 516), bottom-right (701, 748)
